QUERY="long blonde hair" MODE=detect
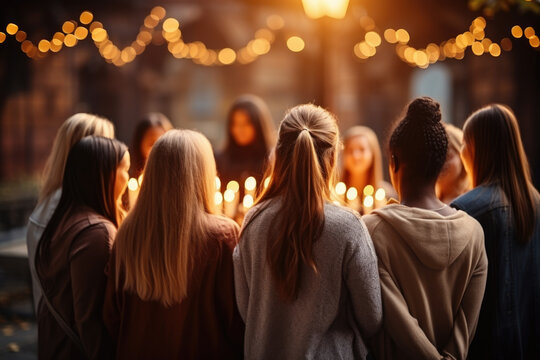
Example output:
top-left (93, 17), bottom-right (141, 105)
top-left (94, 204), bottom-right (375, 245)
top-left (39, 113), bottom-right (114, 203)
top-left (250, 104), bottom-right (339, 302)
top-left (114, 129), bottom-right (218, 306)
top-left (463, 104), bottom-right (538, 242)
top-left (341, 126), bottom-right (383, 189)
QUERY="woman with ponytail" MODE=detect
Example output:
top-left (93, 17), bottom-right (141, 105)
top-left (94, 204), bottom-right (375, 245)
top-left (452, 104), bottom-right (540, 360)
top-left (233, 104), bottom-right (382, 359)
top-left (365, 97), bottom-right (487, 359)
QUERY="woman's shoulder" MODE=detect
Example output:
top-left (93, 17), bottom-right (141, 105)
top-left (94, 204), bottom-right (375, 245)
top-left (207, 214), bottom-right (240, 250)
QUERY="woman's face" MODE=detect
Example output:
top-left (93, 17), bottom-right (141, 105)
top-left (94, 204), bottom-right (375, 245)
top-left (231, 109), bottom-right (256, 146)
top-left (141, 127), bottom-right (167, 160)
top-left (344, 135), bottom-right (373, 175)
top-left (115, 152), bottom-right (131, 202)
top-left (460, 139), bottom-right (475, 187)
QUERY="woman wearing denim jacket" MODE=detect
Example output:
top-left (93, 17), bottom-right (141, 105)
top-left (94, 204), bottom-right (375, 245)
top-left (452, 104), bottom-right (540, 360)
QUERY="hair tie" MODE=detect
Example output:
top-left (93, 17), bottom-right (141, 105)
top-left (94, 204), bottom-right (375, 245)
top-left (301, 127), bottom-right (310, 133)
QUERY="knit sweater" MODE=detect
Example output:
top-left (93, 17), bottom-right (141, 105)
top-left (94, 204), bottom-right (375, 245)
top-left (233, 199), bottom-right (382, 360)
top-left (364, 203), bottom-right (488, 360)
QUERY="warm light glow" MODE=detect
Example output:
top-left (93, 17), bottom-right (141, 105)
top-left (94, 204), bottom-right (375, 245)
top-left (396, 29), bottom-right (410, 44)
top-left (473, 17), bottom-right (486, 30)
top-left (62, 21), bottom-right (75, 34)
top-left (264, 177), bottom-right (271, 189)
top-left (128, 178), bottom-right (139, 191)
top-left (64, 34), bottom-right (77, 47)
top-left (214, 191), bottom-right (223, 206)
top-left (363, 185), bottom-right (375, 197)
top-left (92, 28), bottom-right (108, 42)
top-left (302, 0), bottom-right (350, 19)
top-left (0, 32), bottom-right (6, 43)
top-left (488, 43), bottom-right (501, 57)
top-left (266, 15), bottom-right (285, 30)
top-left (384, 29), bottom-right (397, 44)
top-left (363, 195), bottom-right (374, 208)
top-left (224, 189), bottom-right (235, 203)
top-left (365, 31), bottom-right (381, 47)
top-left (215, 177), bottom-right (221, 190)
top-left (287, 36), bottom-right (305, 52)
top-left (524, 27), bottom-right (535, 39)
top-left (151, 6), bottom-right (167, 20)
top-left (511, 25), bottom-right (523, 38)
top-left (38, 40), bottom-right (50, 52)
top-left (251, 38), bottom-right (271, 55)
top-left (243, 194), bottom-right (254, 209)
top-left (471, 41), bottom-right (484, 56)
top-left (530, 36), bottom-right (540, 48)
top-left (138, 175), bottom-right (143, 186)
top-left (144, 15), bottom-right (160, 28)
top-left (375, 188), bottom-right (386, 201)
top-left (346, 187), bottom-right (358, 201)
top-left (163, 18), bottom-right (180, 33)
top-left (15, 31), bottom-right (26, 42)
top-left (335, 182), bottom-right (347, 196)
top-left (6, 23), bottom-right (18, 35)
top-left (245, 177), bottom-right (257, 191)
top-left (226, 180), bottom-right (240, 193)
top-left (79, 11), bottom-right (93, 25)
top-left (74, 27), bottom-right (88, 40)
top-left (90, 21), bottom-right (103, 32)
top-left (218, 48), bottom-right (236, 65)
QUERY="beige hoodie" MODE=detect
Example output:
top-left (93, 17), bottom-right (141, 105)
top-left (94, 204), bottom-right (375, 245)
top-left (364, 203), bottom-right (487, 360)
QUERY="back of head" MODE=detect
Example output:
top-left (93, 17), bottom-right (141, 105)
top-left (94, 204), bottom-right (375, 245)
top-left (341, 125), bottom-right (383, 187)
top-left (225, 94), bottom-right (276, 155)
top-left (256, 103), bottom-right (338, 302)
top-left (463, 104), bottom-right (537, 241)
top-left (116, 129), bottom-right (217, 306)
top-left (40, 113), bottom-right (114, 203)
top-left (389, 97), bottom-right (448, 184)
top-left (130, 112), bottom-right (173, 175)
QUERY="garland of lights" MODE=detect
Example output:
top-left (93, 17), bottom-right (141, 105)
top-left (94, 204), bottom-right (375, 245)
top-left (0, 6), bottom-right (538, 68)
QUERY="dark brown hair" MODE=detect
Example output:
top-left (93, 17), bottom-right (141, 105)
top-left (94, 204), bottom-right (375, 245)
top-left (249, 104), bottom-right (338, 302)
top-left (463, 104), bottom-right (538, 242)
top-left (130, 113), bottom-right (173, 178)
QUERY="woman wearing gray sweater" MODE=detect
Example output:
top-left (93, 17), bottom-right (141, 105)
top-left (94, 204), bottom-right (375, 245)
top-left (233, 104), bottom-right (382, 360)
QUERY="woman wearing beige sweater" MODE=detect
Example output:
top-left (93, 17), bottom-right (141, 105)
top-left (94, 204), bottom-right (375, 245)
top-left (364, 97), bottom-right (488, 360)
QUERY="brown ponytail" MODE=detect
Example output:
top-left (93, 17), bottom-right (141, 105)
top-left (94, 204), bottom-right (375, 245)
top-left (252, 104), bottom-right (338, 302)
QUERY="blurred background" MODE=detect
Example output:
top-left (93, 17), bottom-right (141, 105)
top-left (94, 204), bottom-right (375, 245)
top-left (0, 0), bottom-right (539, 357)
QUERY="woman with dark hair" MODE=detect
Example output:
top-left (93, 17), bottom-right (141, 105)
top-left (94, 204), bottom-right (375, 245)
top-left (452, 104), bottom-right (540, 360)
top-left (364, 97), bottom-right (487, 359)
top-left (215, 95), bottom-right (276, 189)
top-left (129, 112), bottom-right (173, 180)
top-left (36, 136), bottom-right (129, 360)
top-left (234, 104), bottom-right (381, 359)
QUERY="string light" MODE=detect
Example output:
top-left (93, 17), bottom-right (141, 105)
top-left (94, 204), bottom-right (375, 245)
top-left (0, 8), bottom-right (538, 67)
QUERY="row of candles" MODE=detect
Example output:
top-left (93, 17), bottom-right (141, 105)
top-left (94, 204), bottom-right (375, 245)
top-left (126, 175), bottom-right (388, 221)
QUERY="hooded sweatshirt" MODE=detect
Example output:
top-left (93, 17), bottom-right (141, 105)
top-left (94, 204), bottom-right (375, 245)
top-left (364, 203), bottom-right (487, 360)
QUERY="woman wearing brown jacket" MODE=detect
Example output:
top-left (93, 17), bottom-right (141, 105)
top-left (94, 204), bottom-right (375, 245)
top-left (36, 136), bottom-right (129, 360)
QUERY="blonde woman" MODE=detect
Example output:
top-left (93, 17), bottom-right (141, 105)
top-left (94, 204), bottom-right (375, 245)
top-left (27, 113), bottom-right (114, 314)
top-left (104, 130), bottom-right (244, 359)
top-left (234, 104), bottom-right (382, 359)
top-left (341, 126), bottom-right (396, 201)
top-left (436, 123), bottom-right (470, 204)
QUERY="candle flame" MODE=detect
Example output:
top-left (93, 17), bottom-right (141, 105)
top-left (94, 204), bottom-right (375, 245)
top-left (375, 188), bottom-right (386, 201)
top-left (335, 182), bottom-right (346, 195)
top-left (214, 191), bottom-right (223, 205)
top-left (245, 176), bottom-right (257, 191)
top-left (127, 178), bottom-right (138, 191)
top-left (215, 177), bottom-right (221, 190)
top-left (224, 189), bottom-right (235, 202)
top-left (243, 194), bottom-right (254, 209)
top-left (346, 187), bottom-right (358, 201)
top-left (363, 195), bottom-right (374, 208)
top-left (363, 185), bottom-right (375, 196)
top-left (137, 174), bottom-right (144, 186)
top-left (263, 177), bottom-right (271, 189)
top-left (226, 180), bottom-right (240, 193)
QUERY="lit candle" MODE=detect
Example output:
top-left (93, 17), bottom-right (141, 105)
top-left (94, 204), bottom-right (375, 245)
top-left (346, 187), bottom-right (359, 211)
top-left (335, 182), bottom-right (346, 203)
top-left (363, 195), bottom-right (374, 214)
top-left (214, 191), bottom-right (224, 214)
top-left (374, 188), bottom-right (386, 209)
top-left (223, 189), bottom-right (237, 218)
top-left (127, 177), bottom-right (140, 208)
top-left (245, 176), bottom-right (257, 197)
top-left (242, 194), bottom-right (254, 212)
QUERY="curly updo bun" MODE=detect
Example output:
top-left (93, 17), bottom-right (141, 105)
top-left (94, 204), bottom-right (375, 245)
top-left (389, 96), bottom-right (448, 182)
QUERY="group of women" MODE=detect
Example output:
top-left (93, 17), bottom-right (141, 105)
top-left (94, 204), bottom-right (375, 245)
top-left (26, 95), bottom-right (539, 360)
